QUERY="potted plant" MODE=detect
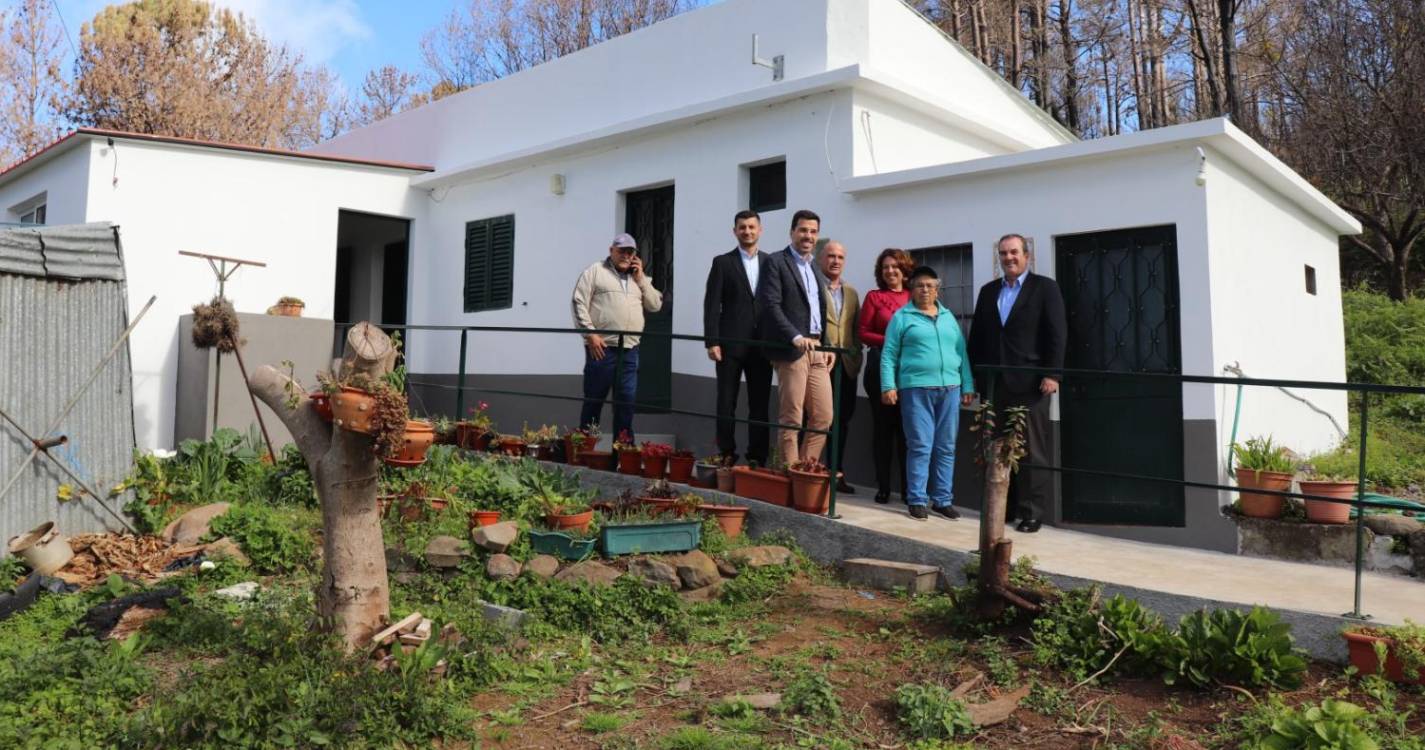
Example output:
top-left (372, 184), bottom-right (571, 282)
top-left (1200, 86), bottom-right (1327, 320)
top-left (1342, 621), bottom-right (1425, 684)
top-left (456, 401), bottom-right (494, 451)
top-left (641, 441), bottom-right (673, 479)
top-left (432, 416), bottom-right (457, 445)
top-left (269, 296), bottom-right (305, 317)
top-left (599, 502), bottom-right (702, 557)
top-left (534, 477), bottom-right (594, 533)
top-left (667, 448), bottom-right (696, 484)
top-left (468, 509), bottom-right (501, 529)
top-left (787, 458), bottom-right (837, 514)
top-left (309, 378), bottom-right (335, 422)
top-left (565, 428), bottom-right (590, 467)
top-left (529, 526), bottom-right (598, 561)
top-left (393, 481), bottom-right (450, 521)
top-left (638, 479), bottom-right (681, 515)
top-left (577, 424), bottom-right (614, 470)
top-left (1233, 437), bottom-right (1295, 519)
top-left (1299, 472), bottom-right (1357, 525)
top-left (732, 460), bottom-right (789, 506)
top-left (386, 418), bottom-right (436, 468)
top-left (614, 431), bottom-right (642, 475)
top-left (716, 460), bottom-right (736, 493)
top-left (493, 433), bottom-right (526, 457)
top-left (521, 424), bottom-right (561, 461)
top-left (692, 454), bottom-right (725, 487)
top-left (694, 494), bottom-right (750, 538)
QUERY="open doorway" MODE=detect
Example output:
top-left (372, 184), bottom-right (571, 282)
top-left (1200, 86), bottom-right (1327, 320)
top-left (334, 210), bottom-right (411, 329)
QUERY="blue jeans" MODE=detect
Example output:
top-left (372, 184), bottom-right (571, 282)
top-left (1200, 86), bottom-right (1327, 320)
top-left (900, 386), bottom-right (960, 508)
top-left (580, 345), bottom-right (639, 440)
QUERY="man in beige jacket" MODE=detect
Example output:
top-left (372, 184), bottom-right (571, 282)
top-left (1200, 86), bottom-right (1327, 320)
top-left (571, 233), bottom-right (663, 439)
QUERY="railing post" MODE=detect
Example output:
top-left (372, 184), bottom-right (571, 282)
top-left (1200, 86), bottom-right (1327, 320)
top-left (1345, 391), bottom-right (1371, 620)
top-left (615, 334), bottom-right (626, 436)
top-left (456, 328), bottom-right (468, 421)
top-left (827, 352), bottom-right (842, 519)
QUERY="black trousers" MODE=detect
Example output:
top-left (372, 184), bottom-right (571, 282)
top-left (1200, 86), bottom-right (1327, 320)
top-left (825, 365), bottom-right (858, 474)
top-left (715, 350), bottom-right (773, 465)
top-left (862, 355), bottom-right (907, 496)
top-left (1003, 389), bottom-right (1052, 521)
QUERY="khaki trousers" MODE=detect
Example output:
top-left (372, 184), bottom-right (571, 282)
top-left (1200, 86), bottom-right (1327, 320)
top-left (773, 352), bottom-right (834, 465)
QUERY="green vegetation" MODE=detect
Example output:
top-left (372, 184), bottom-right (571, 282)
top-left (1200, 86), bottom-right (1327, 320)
top-left (894, 683), bottom-right (975, 740)
top-left (205, 502), bottom-right (315, 574)
top-left (1234, 436), bottom-right (1297, 473)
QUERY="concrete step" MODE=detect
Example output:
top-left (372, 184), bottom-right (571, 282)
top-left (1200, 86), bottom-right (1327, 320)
top-left (841, 557), bottom-right (940, 594)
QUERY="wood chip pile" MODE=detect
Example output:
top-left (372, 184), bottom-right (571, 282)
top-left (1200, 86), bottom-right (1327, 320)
top-left (54, 534), bottom-right (205, 588)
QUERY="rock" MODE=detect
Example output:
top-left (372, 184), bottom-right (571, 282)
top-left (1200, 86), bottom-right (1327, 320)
top-left (667, 550), bottom-right (721, 589)
top-left (486, 554), bottom-right (521, 580)
top-left (725, 692), bottom-right (781, 710)
top-left (213, 581), bottom-right (260, 602)
top-left (716, 558), bottom-right (740, 578)
top-left (1411, 529), bottom-right (1425, 578)
top-left (393, 571), bottom-right (419, 585)
top-left (524, 555), bottom-right (560, 579)
top-left (670, 677), bottom-right (693, 695)
top-left (627, 557), bottom-right (680, 589)
top-left (385, 547), bottom-right (421, 572)
top-left (471, 521), bottom-right (519, 553)
top-left (478, 601), bottom-right (529, 630)
top-left (1364, 515), bottom-right (1424, 537)
top-left (161, 502), bottom-right (231, 545)
top-left (203, 537), bottom-right (249, 567)
top-left (727, 545), bottom-right (793, 568)
top-left (679, 580), bottom-right (723, 604)
top-left (554, 560), bottom-right (622, 588)
top-left (424, 536), bottom-right (470, 568)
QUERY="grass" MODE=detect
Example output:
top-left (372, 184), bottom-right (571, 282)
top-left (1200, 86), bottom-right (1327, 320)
top-left (1308, 410), bottom-right (1425, 491)
top-left (581, 711), bottom-right (633, 733)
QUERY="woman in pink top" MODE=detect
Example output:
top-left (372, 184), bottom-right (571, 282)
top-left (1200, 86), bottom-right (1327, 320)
top-left (858, 248), bottom-right (915, 504)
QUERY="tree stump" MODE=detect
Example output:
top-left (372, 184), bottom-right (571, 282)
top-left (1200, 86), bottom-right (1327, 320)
top-left (248, 322), bottom-right (392, 651)
top-left (977, 439), bottom-right (1044, 619)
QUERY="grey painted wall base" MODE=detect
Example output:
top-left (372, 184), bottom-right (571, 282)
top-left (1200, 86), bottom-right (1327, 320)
top-left (540, 459), bottom-right (1352, 664)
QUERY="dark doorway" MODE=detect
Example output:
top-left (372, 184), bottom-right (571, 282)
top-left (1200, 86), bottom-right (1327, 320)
top-left (334, 210), bottom-right (412, 357)
top-left (382, 240), bottom-right (409, 327)
top-left (1056, 224), bottom-right (1184, 526)
top-left (624, 185), bottom-right (675, 412)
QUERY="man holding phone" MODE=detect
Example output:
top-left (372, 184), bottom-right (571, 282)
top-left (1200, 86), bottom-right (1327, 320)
top-left (571, 233), bottom-right (664, 440)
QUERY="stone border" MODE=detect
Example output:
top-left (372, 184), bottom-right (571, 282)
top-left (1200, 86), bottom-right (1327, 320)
top-left (541, 460), bottom-right (1356, 663)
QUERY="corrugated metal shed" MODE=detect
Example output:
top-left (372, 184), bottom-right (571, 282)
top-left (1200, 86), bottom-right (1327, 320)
top-left (1, 223), bottom-right (136, 553)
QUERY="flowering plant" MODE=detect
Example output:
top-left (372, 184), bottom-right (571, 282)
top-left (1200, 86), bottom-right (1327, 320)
top-left (466, 401), bottom-right (494, 433)
top-left (640, 441), bottom-right (674, 459)
top-left (789, 458), bottom-right (828, 475)
top-left (613, 430), bottom-right (638, 452)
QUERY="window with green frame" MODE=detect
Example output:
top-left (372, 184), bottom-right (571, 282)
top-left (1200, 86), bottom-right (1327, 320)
top-left (463, 215), bottom-right (514, 312)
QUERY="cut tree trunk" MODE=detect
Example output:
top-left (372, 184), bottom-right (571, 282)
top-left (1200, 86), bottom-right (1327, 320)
top-left (248, 322), bottom-right (393, 651)
top-left (977, 439), bottom-right (1046, 619)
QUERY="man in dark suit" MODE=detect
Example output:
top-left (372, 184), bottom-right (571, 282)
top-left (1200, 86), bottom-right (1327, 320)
top-left (703, 210), bottom-right (773, 465)
top-left (757, 209), bottom-right (833, 465)
top-left (967, 234), bottom-right (1067, 533)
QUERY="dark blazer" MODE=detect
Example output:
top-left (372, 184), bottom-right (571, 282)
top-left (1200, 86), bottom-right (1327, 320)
top-left (757, 246), bottom-right (826, 362)
top-left (967, 271), bottom-right (1067, 396)
top-left (703, 248), bottom-right (769, 358)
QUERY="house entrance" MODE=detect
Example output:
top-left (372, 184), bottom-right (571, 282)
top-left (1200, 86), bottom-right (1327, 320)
top-left (624, 185), bottom-right (674, 413)
top-left (334, 210), bottom-right (411, 336)
top-left (1055, 224), bottom-right (1185, 526)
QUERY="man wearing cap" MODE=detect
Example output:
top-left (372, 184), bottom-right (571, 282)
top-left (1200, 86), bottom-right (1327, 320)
top-left (571, 233), bottom-right (663, 439)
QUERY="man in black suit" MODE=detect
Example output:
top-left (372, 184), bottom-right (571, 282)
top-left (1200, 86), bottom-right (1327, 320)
top-left (967, 234), bottom-right (1067, 533)
top-left (704, 210), bottom-right (773, 465)
top-left (757, 209), bottom-right (833, 465)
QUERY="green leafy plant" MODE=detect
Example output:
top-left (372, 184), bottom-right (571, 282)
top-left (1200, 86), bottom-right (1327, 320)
top-left (1246, 698), bottom-right (1379, 750)
top-left (780, 669), bottom-right (841, 722)
top-left (1031, 588), bottom-right (1169, 682)
top-left (206, 503), bottom-right (314, 574)
top-left (1162, 606), bottom-right (1307, 689)
top-left (894, 682), bottom-right (975, 741)
top-left (1234, 436), bottom-right (1296, 474)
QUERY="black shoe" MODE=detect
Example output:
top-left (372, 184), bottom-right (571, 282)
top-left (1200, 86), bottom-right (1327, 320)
top-left (836, 478), bottom-right (856, 494)
top-left (931, 505), bottom-right (960, 521)
top-left (874, 490), bottom-right (890, 504)
top-left (909, 505), bottom-right (929, 521)
top-left (1016, 519), bottom-right (1042, 533)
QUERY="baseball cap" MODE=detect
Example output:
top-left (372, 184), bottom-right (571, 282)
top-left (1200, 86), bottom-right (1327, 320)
top-left (611, 233), bottom-right (638, 250)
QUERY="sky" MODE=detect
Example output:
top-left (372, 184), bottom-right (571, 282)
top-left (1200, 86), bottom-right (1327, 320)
top-left (53, 0), bottom-right (457, 93)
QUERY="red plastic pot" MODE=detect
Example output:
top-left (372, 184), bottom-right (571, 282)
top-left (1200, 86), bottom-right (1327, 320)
top-left (617, 451), bottom-right (642, 475)
top-left (642, 455), bottom-right (668, 479)
top-left (667, 455), bottom-right (695, 483)
top-left (580, 450), bottom-right (613, 471)
top-left (732, 466), bottom-right (790, 506)
top-left (469, 510), bottom-right (501, 529)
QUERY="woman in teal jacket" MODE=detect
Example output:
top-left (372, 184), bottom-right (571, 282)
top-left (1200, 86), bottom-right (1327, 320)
top-left (880, 266), bottom-right (975, 520)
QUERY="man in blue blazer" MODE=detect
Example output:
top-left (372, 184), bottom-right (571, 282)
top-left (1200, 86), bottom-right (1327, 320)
top-left (757, 209), bottom-right (833, 466)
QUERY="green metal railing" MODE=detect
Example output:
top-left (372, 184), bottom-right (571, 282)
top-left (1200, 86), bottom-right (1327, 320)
top-left (977, 363), bottom-right (1425, 621)
top-left (337, 322), bottom-right (853, 517)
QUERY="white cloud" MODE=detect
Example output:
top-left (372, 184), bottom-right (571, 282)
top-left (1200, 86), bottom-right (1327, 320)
top-left (214, 0), bottom-right (372, 64)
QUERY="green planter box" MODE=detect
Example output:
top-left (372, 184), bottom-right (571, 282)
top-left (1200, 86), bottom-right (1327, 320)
top-left (528, 530), bottom-right (597, 561)
top-left (600, 519), bottom-right (702, 557)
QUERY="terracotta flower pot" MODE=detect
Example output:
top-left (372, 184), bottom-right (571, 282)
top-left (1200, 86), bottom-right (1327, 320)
top-left (499, 438), bottom-right (526, 457)
top-left (787, 468), bottom-right (838, 514)
top-left (309, 391), bottom-right (333, 422)
top-left (1236, 469), bottom-right (1292, 518)
top-left (1299, 480), bottom-right (1356, 524)
top-left (732, 466), bottom-right (790, 506)
top-left (1343, 630), bottom-right (1424, 684)
top-left (272, 301), bottom-right (304, 317)
top-left (546, 509), bottom-right (594, 533)
top-left (700, 504), bottom-right (749, 538)
top-left (565, 436), bottom-right (588, 465)
top-left (639, 496), bottom-right (684, 516)
top-left (716, 467), bottom-right (735, 493)
top-left (469, 510), bottom-right (501, 529)
top-left (384, 420), bottom-right (435, 467)
top-left (617, 451), bottom-right (642, 475)
top-left (330, 386), bottom-right (376, 434)
top-left (580, 449), bottom-right (613, 471)
top-left (668, 455), bottom-right (695, 483)
top-left (397, 496), bottom-right (427, 522)
top-left (642, 455), bottom-right (668, 479)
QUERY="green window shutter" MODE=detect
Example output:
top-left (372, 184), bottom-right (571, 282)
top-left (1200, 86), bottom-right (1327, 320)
top-left (464, 215), bottom-right (515, 312)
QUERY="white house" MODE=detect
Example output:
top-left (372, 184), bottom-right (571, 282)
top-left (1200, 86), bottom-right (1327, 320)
top-left (0, 0), bottom-right (1359, 551)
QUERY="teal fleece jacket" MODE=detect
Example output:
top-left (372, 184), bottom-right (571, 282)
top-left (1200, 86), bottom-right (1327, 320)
top-left (879, 302), bottom-right (976, 394)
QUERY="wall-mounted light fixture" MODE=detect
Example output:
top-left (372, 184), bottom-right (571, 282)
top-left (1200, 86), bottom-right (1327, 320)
top-left (550, 173), bottom-right (566, 196)
top-left (1194, 147), bottom-right (1207, 187)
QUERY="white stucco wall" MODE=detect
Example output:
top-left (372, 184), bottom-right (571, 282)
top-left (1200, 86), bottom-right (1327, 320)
top-left (1203, 151), bottom-right (1350, 460)
top-left (0, 144), bottom-right (92, 226)
top-left (850, 89), bottom-right (1008, 174)
top-left (77, 139), bottom-right (424, 449)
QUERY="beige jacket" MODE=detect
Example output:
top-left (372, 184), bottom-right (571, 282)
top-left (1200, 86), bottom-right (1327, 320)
top-left (823, 280), bottom-right (863, 377)
top-left (571, 259), bottom-right (663, 348)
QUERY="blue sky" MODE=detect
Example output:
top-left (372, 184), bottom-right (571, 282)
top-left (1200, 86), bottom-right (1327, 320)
top-left (54, 0), bottom-right (457, 93)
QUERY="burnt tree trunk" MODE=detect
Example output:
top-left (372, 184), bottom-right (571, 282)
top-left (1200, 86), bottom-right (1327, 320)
top-left (248, 322), bottom-right (394, 651)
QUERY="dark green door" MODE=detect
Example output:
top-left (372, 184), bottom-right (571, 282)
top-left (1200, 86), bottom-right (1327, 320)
top-left (624, 185), bottom-right (674, 412)
top-left (1056, 225), bottom-right (1184, 526)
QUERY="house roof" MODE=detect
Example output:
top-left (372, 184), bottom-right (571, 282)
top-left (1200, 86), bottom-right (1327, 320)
top-left (839, 118), bottom-right (1363, 236)
top-left (0, 128), bottom-right (433, 185)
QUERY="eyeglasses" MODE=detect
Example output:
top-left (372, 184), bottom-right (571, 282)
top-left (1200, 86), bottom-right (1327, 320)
top-left (614, 247), bottom-right (637, 255)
